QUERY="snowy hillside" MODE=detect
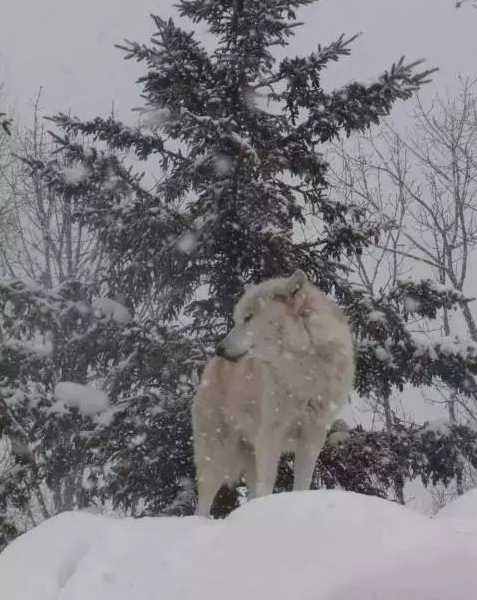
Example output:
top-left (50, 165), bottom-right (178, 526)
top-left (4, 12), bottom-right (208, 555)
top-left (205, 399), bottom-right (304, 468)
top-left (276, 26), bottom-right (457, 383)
top-left (1, 490), bottom-right (477, 600)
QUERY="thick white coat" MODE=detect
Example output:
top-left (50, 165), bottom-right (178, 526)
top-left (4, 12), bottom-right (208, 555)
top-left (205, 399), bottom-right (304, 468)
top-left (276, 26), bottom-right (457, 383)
top-left (192, 270), bottom-right (354, 515)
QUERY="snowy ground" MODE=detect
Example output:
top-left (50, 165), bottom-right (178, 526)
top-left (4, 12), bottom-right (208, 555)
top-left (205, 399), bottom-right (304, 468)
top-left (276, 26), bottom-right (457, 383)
top-left (1, 489), bottom-right (477, 600)
top-left (435, 488), bottom-right (477, 533)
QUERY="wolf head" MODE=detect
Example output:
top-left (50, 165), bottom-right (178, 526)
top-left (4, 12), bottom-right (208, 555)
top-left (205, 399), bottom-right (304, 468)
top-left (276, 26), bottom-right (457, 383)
top-left (216, 270), bottom-right (310, 362)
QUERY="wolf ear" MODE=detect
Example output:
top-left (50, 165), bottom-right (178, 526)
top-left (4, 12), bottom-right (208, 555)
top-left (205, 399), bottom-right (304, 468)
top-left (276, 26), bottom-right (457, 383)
top-left (284, 270), bottom-right (308, 314)
top-left (286, 269), bottom-right (308, 296)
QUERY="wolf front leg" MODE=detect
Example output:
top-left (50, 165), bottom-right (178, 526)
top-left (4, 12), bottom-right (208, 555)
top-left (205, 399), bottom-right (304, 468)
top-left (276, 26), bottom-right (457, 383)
top-left (194, 432), bottom-right (222, 516)
top-left (195, 462), bottom-right (224, 517)
top-left (293, 427), bottom-right (328, 492)
top-left (238, 445), bottom-right (257, 501)
top-left (194, 433), bottom-right (241, 516)
top-left (253, 429), bottom-right (282, 498)
top-left (195, 481), bottom-right (219, 517)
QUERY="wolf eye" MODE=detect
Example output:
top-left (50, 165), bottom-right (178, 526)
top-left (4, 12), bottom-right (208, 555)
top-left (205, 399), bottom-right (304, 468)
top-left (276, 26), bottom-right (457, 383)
top-left (243, 313), bottom-right (253, 323)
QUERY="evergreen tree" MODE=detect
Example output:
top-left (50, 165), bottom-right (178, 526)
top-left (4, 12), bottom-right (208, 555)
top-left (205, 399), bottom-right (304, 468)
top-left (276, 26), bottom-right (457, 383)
top-left (0, 276), bottom-right (201, 524)
top-left (49, 5), bottom-right (436, 336)
top-left (12, 0), bottom-right (477, 517)
top-left (0, 133), bottom-right (199, 527)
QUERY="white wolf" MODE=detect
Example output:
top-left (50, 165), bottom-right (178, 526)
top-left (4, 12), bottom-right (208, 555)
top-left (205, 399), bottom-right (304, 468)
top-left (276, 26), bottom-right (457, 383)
top-left (192, 270), bottom-right (354, 516)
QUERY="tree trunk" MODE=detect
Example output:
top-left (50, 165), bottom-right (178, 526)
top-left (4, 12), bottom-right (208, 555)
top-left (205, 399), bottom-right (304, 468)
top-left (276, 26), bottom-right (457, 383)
top-left (382, 395), bottom-right (405, 504)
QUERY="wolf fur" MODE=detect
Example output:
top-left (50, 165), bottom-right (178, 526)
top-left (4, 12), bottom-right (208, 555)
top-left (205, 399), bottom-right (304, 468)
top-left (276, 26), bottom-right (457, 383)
top-left (192, 270), bottom-right (354, 516)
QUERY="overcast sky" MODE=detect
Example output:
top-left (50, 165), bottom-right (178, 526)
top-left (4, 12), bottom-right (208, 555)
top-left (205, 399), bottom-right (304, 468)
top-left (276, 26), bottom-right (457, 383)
top-left (1, 0), bottom-right (476, 124)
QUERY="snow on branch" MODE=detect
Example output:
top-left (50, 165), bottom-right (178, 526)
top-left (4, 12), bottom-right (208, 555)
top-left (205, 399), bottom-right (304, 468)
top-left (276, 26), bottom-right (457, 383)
top-left (47, 114), bottom-right (179, 162)
top-left (388, 278), bottom-right (474, 319)
top-left (295, 57), bottom-right (438, 141)
top-left (53, 382), bottom-right (110, 417)
top-left (92, 297), bottom-right (132, 325)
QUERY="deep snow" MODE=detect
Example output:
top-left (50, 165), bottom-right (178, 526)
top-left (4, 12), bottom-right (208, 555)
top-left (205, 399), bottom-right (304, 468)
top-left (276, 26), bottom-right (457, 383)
top-left (1, 490), bottom-right (477, 600)
top-left (436, 487), bottom-right (477, 533)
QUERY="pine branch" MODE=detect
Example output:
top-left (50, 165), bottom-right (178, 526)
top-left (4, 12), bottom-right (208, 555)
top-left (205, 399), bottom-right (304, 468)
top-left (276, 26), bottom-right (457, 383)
top-left (47, 113), bottom-right (183, 163)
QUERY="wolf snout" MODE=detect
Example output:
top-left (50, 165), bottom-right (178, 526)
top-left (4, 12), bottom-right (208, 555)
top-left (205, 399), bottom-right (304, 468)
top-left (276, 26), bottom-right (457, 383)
top-left (215, 341), bottom-right (245, 361)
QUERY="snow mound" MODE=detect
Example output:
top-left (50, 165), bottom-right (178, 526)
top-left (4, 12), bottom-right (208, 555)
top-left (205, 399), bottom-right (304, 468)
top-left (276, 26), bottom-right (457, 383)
top-left (1, 490), bottom-right (477, 600)
top-left (54, 382), bottom-right (110, 416)
top-left (0, 512), bottom-right (105, 600)
top-left (436, 487), bottom-right (477, 533)
top-left (92, 297), bottom-right (132, 324)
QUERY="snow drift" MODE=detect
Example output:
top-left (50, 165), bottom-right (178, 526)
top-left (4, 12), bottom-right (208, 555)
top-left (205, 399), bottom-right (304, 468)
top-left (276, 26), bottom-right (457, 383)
top-left (1, 490), bottom-right (477, 600)
top-left (436, 487), bottom-right (477, 533)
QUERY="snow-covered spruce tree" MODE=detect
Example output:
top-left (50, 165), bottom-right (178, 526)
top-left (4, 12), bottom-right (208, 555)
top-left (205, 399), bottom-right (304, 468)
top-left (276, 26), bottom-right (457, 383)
top-left (49, 3), bottom-right (437, 332)
top-left (0, 276), bottom-right (201, 528)
top-left (0, 131), bottom-right (117, 532)
top-left (0, 279), bottom-right (124, 524)
top-left (34, 0), bottom-right (477, 512)
top-left (0, 131), bottom-right (201, 534)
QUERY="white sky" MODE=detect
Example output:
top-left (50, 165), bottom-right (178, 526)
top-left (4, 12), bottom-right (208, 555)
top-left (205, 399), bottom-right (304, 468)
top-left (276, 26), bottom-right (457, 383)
top-left (2, 0), bottom-right (476, 123)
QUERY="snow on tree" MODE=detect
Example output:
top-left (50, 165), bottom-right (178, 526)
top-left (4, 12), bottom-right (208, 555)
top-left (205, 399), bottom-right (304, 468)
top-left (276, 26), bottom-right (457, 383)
top-left (53, 382), bottom-right (110, 416)
top-left (92, 297), bottom-right (132, 325)
top-left (15, 0), bottom-right (477, 518)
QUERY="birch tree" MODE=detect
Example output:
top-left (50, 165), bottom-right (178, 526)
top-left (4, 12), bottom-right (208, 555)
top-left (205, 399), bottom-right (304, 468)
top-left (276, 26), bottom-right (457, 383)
top-left (0, 90), bottom-right (104, 287)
